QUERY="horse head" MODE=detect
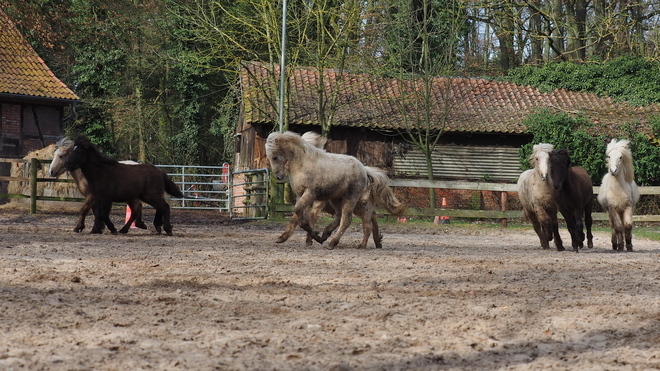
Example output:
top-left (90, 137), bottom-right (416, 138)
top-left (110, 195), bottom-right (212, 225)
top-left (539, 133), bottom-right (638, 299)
top-left (64, 135), bottom-right (92, 172)
top-left (49, 137), bottom-right (74, 177)
top-left (530, 143), bottom-right (553, 181)
top-left (265, 131), bottom-right (309, 181)
top-left (550, 149), bottom-right (571, 190)
top-left (606, 139), bottom-right (634, 183)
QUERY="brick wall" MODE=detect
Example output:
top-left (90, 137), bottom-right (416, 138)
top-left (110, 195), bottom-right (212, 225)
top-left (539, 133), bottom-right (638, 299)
top-left (2, 103), bottom-right (21, 135)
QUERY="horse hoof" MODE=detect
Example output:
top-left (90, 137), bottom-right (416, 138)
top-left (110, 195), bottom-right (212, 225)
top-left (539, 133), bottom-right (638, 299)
top-left (73, 227), bottom-right (83, 233)
top-left (135, 222), bottom-right (148, 230)
top-left (275, 235), bottom-right (288, 243)
top-left (556, 246), bottom-right (565, 251)
top-left (119, 228), bottom-right (129, 234)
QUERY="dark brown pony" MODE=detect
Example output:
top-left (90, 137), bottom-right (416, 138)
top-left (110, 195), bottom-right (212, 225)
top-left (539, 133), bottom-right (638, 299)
top-left (64, 135), bottom-right (183, 235)
top-left (550, 149), bottom-right (594, 252)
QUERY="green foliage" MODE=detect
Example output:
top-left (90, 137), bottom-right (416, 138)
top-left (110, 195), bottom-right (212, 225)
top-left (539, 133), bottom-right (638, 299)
top-left (619, 121), bottom-right (660, 186)
top-left (521, 112), bottom-right (660, 186)
top-left (519, 111), bottom-right (607, 183)
top-left (503, 56), bottom-right (660, 106)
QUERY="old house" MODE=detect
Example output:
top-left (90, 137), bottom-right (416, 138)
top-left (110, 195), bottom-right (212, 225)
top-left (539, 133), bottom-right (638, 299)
top-left (0, 10), bottom-right (80, 159)
top-left (236, 62), bottom-right (657, 185)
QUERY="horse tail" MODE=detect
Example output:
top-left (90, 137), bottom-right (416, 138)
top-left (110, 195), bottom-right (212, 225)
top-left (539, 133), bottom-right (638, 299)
top-left (365, 166), bottom-right (406, 216)
top-left (164, 173), bottom-right (184, 198)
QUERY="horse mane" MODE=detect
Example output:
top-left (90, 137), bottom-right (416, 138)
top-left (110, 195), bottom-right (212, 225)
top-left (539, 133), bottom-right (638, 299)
top-left (269, 131), bottom-right (324, 160)
top-left (301, 131), bottom-right (327, 149)
top-left (73, 135), bottom-right (119, 165)
top-left (551, 148), bottom-right (571, 167)
top-left (55, 137), bottom-right (74, 150)
top-left (529, 143), bottom-right (554, 167)
top-left (607, 139), bottom-right (635, 183)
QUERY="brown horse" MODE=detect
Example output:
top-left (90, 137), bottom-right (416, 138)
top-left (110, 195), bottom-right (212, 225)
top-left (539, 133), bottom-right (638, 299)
top-left (275, 132), bottom-right (405, 249)
top-left (517, 143), bottom-right (563, 250)
top-left (266, 131), bottom-right (370, 249)
top-left (48, 137), bottom-right (146, 233)
top-left (64, 135), bottom-right (183, 235)
top-left (550, 149), bottom-right (594, 252)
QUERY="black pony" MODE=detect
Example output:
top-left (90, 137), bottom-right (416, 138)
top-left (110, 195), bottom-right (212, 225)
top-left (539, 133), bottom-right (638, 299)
top-left (64, 135), bottom-right (183, 235)
top-left (550, 149), bottom-right (594, 252)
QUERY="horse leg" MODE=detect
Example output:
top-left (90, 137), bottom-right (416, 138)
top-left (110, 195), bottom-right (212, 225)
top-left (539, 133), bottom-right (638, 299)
top-left (147, 198), bottom-right (173, 235)
top-left (294, 192), bottom-right (323, 243)
top-left (371, 212), bottom-right (383, 249)
top-left (74, 194), bottom-right (93, 233)
top-left (354, 202), bottom-right (372, 249)
top-left (119, 199), bottom-right (142, 234)
top-left (133, 202), bottom-right (147, 229)
top-left (326, 201), bottom-right (357, 250)
top-left (306, 201), bottom-right (327, 247)
top-left (546, 208), bottom-right (564, 251)
top-left (623, 207), bottom-right (634, 252)
top-left (319, 200), bottom-right (342, 243)
top-left (92, 201), bottom-right (116, 234)
top-left (608, 208), bottom-right (623, 251)
top-left (530, 209), bottom-right (550, 249)
top-left (277, 213), bottom-right (300, 243)
top-left (584, 200), bottom-right (593, 249)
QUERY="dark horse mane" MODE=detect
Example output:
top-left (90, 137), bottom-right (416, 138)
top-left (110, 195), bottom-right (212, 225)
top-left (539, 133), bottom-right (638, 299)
top-left (73, 135), bottom-right (120, 166)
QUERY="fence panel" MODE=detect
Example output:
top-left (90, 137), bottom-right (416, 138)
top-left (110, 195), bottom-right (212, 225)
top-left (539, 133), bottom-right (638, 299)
top-left (231, 168), bottom-right (270, 220)
top-left (156, 164), bottom-right (231, 212)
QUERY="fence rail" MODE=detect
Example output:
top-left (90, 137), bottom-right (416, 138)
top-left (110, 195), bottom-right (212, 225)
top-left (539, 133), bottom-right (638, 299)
top-left (272, 178), bottom-right (660, 224)
top-left (4, 156), bottom-right (660, 223)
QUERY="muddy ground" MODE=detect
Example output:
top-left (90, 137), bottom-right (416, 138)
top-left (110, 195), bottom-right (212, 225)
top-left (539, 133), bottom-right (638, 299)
top-left (1, 206), bottom-right (659, 370)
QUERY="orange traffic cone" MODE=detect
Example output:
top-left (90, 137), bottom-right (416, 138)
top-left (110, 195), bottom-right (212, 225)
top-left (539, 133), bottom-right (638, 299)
top-left (125, 205), bottom-right (137, 229)
top-left (440, 197), bottom-right (450, 224)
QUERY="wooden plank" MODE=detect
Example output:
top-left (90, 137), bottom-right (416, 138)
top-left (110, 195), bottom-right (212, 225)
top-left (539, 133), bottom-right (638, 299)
top-left (389, 179), bottom-right (518, 192)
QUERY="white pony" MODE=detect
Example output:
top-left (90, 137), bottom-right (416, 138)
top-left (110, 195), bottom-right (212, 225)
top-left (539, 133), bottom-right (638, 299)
top-left (266, 131), bottom-right (370, 249)
top-left (597, 139), bottom-right (640, 251)
top-left (517, 143), bottom-right (564, 250)
top-left (275, 132), bottom-right (405, 249)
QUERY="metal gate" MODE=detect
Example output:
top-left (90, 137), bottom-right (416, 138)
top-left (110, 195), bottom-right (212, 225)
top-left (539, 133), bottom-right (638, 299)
top-left (157, 164), bottom-right (231, 212)
top-left (157, 164), bottom-right (270, 219)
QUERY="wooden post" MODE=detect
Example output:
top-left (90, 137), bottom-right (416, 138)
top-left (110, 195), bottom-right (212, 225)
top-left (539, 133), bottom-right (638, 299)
top-left (30, 157), bottom-right (37, 214)
top-left (501, 191), bottom-right (508, 228)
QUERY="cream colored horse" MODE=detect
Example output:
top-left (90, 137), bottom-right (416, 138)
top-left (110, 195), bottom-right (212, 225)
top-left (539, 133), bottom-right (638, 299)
top-left (266, 131), bottom-right (370, 249)
top-left (517, 143), bottom-right (564, 250)
top-left (598, 139), bottom-right (640, 251)
top-left (276, 132), bottom-right (405, 249)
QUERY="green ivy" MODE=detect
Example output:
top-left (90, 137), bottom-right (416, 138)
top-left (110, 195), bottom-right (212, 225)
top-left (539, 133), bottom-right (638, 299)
top-left (521, 112), bottom-right (660, 186)
top-left (503, 56), bottom-right (660, 106)
top-left (519, 111), bottom-right (607, 183)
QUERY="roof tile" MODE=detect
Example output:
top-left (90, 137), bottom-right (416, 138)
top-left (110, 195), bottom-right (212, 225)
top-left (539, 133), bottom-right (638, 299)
top-left (240, 62), bottom-right (659, 134)
top-left (0, 10), bottom-right (79, 101)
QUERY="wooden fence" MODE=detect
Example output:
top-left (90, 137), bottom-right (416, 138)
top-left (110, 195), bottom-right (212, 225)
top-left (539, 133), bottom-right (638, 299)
top-left (4, 157), bottom-right (660, 223)
top-left (0, 158), bottom-right (82, 213)
top-left (271, 178), bottom-right (660, 224)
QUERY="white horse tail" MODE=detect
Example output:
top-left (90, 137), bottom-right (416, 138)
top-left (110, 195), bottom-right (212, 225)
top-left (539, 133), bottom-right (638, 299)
top-left (365, 166), bottom-right (406, 216)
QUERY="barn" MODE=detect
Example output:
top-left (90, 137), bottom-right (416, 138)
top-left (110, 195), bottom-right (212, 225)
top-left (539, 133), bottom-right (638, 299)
top-left (0, 10), bottom-right (79, 201)
top-left (235, 61), bottom-right (657, 184)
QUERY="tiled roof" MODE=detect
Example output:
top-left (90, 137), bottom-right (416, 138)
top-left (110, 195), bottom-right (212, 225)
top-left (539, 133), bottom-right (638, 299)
top-left (240, 61), bottom-right (658, 134)
top-left (0, 10), bottom-right (79, 102)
